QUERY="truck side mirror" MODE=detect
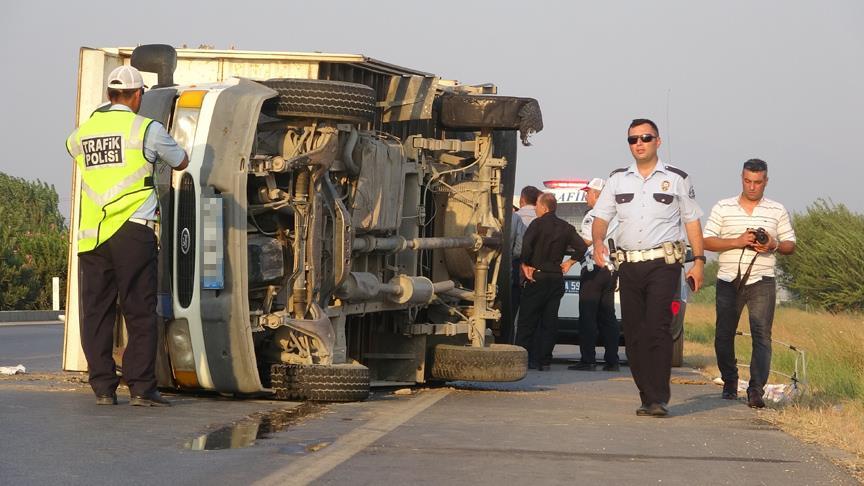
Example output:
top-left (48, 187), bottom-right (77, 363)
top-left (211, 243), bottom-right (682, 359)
top-left (131, 44), bottom-right (177, 88)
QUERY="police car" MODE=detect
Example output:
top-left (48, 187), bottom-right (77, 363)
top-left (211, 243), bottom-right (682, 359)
top-left (538, 179), bottom-right (688, 367)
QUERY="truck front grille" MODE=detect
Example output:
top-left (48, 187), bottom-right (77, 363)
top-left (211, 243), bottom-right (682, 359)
top-left (177, 173), bottom-right (196, 308)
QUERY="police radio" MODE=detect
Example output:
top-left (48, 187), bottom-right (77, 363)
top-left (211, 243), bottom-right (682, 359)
top-left (607, 238), bottom-right (622, 271)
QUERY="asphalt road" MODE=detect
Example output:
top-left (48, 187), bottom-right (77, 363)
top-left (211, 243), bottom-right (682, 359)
top-left (0, 330), bottom-right (856, 485)
top-left (0, 322), bottom-right (63, 372)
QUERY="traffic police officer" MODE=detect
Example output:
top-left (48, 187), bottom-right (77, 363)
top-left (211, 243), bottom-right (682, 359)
top-left (591, 119), bottom-right (705, 417)
top-left (66, 66), bottom-right (188, 406)
top-left (568, 177), bottom-right (620, 371)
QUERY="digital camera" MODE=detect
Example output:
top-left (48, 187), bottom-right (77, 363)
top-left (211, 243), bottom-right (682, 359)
top-left (748, 227), bottom-right (769, 245)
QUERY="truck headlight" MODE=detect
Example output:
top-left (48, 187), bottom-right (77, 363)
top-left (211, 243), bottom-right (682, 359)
top-left (166, 318), bottom-right (200, 389)
top-left (171, 90), bottom-right (207, 156)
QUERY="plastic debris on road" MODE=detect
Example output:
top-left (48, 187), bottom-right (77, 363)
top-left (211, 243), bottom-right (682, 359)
top-left (713, 377), bottom-right (800, 404)
top-left (0, 364), bottom-right (26, 375)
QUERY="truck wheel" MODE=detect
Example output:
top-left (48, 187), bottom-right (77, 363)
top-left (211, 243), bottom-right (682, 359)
top-left (438, 94), bottom-right (543, 145)
top-left (260, 79), bottom-right (377, 123)
top-left (270, 363), bottom-right (370, 402)
top-left (431, 344), bottom-right (527, 382)
top-left (671, 332), bottom-right (684, 368)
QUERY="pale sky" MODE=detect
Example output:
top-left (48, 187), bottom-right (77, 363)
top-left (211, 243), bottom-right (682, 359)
top-left (2, 0), bottom-right (862, 221)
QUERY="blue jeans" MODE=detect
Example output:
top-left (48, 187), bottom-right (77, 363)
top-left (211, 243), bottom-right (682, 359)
top-left (714, 277), bottom-right (776, 395)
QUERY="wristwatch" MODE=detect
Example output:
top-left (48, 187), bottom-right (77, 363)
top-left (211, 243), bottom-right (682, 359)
top-left (693, 255), bottom-right (707, 263)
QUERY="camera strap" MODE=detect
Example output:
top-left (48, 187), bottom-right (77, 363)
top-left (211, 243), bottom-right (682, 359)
top-left (734, 249), bottom-right (759, 292)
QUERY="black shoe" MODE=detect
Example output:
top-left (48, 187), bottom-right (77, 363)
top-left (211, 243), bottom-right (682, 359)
top-left (722, 381), bottom-right (738, 399)
top-left (567, 362), bottom-right (596, 371)
top-left (747, 389), bottom-right (765, 409)
top-left (636, 405), bottom-right (650, 416)
top-left (601, 363), bottom-right (620, 372)
top-left (646, 402), bottom-right (669, 417)
top-left (538, 364), bottom-right (551, 371)
top-left (95, 392), bottom-right (117, 405)
top-left (130, 391), bottom-right (171, 407)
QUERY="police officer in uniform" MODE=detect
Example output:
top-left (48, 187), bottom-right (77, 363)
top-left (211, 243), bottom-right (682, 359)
top-left (516, 193), bottom-right (588, 370)
top-left (568, 178), bottom-right (620, 372)
top-left (66, 66), bottom-right (188, 406)
top-left (591, 119), bottom-right (705, 417)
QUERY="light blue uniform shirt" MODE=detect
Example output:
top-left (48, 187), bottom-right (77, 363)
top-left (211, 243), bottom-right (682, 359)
top-left (107, 104), bottom-right (186, 221)
top-left (580, 208), bottom-right (618, 263)
top-left (510, 212), bottom-right (527, 258)
top-left (592, 160), bottom-right (702, 251)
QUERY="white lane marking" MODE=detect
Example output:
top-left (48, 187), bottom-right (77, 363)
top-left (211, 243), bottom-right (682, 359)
top-left (254, 389), bottom-right (451, 486)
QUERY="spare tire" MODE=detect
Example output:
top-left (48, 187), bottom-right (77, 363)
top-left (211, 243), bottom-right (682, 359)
top-left (270, 363), bottom-right (370, 402)
top-left (260, 79), bottom-right (377, 123)
top-left (431, 344), bottom-right (527, 382)
top-left (438, 94), bottom-right (543, 145)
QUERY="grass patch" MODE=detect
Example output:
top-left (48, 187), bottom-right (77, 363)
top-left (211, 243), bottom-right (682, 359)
top-left (683, 302), bottom-right (864, 480)
top-left (684, 303), bottom-right (864, 400)
top-left (688, 285), bottom-right (716, 305)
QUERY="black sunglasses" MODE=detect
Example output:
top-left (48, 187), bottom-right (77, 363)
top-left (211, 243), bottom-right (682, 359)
top-left (627, 134), bottom-right (657, 144)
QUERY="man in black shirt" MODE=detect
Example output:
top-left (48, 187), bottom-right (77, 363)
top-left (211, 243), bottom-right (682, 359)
top-left (516, 193), bottom-right (588, 370)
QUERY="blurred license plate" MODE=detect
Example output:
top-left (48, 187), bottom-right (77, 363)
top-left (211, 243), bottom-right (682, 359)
top-left (564, 279), bottom-right (580, 294)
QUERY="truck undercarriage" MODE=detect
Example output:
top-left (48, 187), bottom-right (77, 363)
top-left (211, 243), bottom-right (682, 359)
top-left (66, 45), bottom-right (544, 401)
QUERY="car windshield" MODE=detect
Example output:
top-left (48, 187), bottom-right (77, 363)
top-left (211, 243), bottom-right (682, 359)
top-left (557, 202), bottom-right (589, 228)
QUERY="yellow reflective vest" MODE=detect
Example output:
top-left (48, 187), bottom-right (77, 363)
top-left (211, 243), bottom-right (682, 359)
top-left (66, 109), bottom-right (154, 253)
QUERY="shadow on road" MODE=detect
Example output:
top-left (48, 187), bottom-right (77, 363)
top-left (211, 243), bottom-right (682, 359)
top-left (449, 381), bottom-right (553, 393)
top-left (667, 391), bottom-right (743, 416)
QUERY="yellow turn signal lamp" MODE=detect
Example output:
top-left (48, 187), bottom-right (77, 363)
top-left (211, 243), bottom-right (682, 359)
top-left (177, 90), bottom-right (207, 109)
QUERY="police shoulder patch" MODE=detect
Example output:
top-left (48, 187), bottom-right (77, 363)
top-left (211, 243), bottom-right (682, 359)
top-left (609, 167), bottom-right (627, 177)
top-left (665, 165), bottom-right (689, 179)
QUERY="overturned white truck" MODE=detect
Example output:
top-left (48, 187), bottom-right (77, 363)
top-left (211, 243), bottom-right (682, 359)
top-left (64, 44), bottom-right (543, 401)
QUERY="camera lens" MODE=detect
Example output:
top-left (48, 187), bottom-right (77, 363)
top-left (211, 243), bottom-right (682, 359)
top-left (755, 230), bottom-right (768, 245)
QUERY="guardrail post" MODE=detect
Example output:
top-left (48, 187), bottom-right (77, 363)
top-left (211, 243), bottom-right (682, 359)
top-left (52, 277), bottom-right (60, 311)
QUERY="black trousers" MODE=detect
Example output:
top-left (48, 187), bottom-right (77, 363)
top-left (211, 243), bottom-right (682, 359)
top-left (618, 259), bottom-right (680, 406)
top-left (578, 267), bottom-right (619, 365)
top-left (515, 274), bottom-right (564, 366)
top-left (510, 259), bottom-right (522, 329)
top-left (78, 221), bottom-right (158, 397)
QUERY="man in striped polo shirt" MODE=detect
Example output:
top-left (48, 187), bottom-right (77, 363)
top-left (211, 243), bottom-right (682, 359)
top-left (703, 159), bottom-right (796, 408)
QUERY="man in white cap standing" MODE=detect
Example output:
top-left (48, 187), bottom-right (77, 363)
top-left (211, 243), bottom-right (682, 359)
top-left (66, 65), bottom-right (188, 407)
top-left (568, 178), bottom-right (621, 371)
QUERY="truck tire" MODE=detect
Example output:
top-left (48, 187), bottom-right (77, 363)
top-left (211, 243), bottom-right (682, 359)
top-left (438, 94), bottom-right (543, 145)
top-left (260, 79), bottom-right (377, 123)
top-left (671, 332), bottom-right (684, 368)
top-left (270, 363), bottom-right (370, 402)
top-left (431, 344), bottom-right (527, 382)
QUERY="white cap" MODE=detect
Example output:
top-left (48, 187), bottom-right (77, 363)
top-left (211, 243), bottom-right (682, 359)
top-left (106, 65), bottom-right (146, 90)
top-left (581, 177), bottom-right (605, 192)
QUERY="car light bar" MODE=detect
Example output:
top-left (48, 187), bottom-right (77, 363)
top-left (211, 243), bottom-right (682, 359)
top-left (543, 180), bottom-right (589, 189)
